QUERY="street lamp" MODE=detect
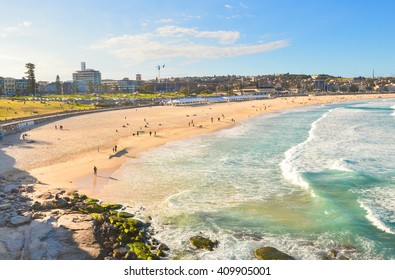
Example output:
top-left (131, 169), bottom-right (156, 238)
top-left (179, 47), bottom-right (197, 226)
top-left (156, 64), bottom-right (165, 83)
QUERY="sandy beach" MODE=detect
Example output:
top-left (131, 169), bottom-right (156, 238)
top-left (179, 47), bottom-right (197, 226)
top-left (1, 94), bottom-right (395, 201)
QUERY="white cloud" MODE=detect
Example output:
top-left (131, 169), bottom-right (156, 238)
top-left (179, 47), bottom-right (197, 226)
top-left (156, 25), bottom-right (240, 45)
top-left (91, 25), bottom-right (289, 64)
top-left (22, 21), bottom-right (32, 27)
top-left (155, 18), bottom-right (175, 24)
top-left (226, 15), bottom-right (241, 19)
top-left (1, 21), bottom-right (32, 38)
top-left (225, 4), bottom-right (233, 9)
top-left (181, 14), bottom-right (202, 20)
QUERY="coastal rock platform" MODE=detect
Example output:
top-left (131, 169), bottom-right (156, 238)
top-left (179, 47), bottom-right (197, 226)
top-left (0, 174), bottom-right (164, 260)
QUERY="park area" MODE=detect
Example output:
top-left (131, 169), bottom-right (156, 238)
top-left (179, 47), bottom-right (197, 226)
top-left (0, 98), bottom-right (96, 122)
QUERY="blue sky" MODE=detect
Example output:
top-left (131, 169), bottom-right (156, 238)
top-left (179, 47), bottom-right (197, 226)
top-left (1, 0), bottom-right (394, 81)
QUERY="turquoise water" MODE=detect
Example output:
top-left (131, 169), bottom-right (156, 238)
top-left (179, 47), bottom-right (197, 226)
top-left (105, 98), bottom-right (395, 260)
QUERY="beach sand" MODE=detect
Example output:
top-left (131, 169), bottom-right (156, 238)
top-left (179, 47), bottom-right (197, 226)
top-left (1, 94), bottom-right (394, 201)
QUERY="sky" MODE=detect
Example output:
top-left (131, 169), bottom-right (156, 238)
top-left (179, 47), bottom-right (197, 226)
top-left (1, 0), bottom-right (395, 82)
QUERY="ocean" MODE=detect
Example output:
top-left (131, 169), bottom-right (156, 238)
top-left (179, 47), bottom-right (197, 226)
top-left (103, 98), bottom-right (395, 260)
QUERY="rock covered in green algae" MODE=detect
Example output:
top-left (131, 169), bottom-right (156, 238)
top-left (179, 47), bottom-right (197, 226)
top-left (254, 246), bottom-right (295, 260)
top-left (127, 242), bottom-right (159, 260)
top-left (92, 211), bottom-right (165, 259)
top-left (189, 235), bottom-right (218, 251)
top-left (64, 191), bottom-right (169, 260)
top-left (84, 198), bottom-right (100, 205)
top-left (117, 211), bottom-right (135, 218)
top-left (101, 203), bottom-right (123, 210)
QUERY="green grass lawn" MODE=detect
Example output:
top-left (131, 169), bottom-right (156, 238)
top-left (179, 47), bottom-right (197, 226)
top-left (40, 92), bottom-right (188, 100)
top-left (0, 99), bottom-right (96, 121)
top-left (0, 91), bottom-right (217, 122)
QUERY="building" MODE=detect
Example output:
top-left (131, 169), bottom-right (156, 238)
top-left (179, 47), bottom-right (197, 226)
top-left (0, 77), bottom-right (4, 95)
top-left (102, 78), bottom-right (137, 93)
top-left (257, 85), bottom-right (276, 94)
top-left (117, 78), bottom-right (137, 92)
top-left (37, 81), bottom-right (48, 94)
top-left (62, 81), bottom-right (74, 94)
top-left (15, 78), bottom-right (28, 95)
top-left (72, 62), bottom-right (102, 93)
top-left (3, 77), bottom-right (16, 95)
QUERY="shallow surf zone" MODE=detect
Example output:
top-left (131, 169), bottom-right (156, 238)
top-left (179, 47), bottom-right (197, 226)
top-left (102, 98), bottom-right (395, 260)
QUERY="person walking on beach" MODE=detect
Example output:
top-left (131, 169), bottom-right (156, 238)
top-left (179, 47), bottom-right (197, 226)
top-left (93, 166), bottom-right (97, 176)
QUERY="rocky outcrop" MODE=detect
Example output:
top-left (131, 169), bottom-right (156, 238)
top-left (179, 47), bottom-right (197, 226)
top-left (254, 246), bottom-right (295, 260)
top-left (320, 244), bottom-right (356, 260)
top-left (189, 235), bottom-right (218, 251)
top-left (0, 175), bottom-right (168, 260)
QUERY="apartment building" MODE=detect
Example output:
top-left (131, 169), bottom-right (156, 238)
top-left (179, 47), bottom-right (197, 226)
top-left (72, 62), bottom-right (102, 93)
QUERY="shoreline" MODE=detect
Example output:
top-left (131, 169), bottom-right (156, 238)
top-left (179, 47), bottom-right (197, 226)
top-left (1, 93), bottom-right (394, 260)
top-left (2, 94), bottom-right (395, 202)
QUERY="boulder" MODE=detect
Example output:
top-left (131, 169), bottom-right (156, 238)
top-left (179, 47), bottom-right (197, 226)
top-left (78, 202), bottom-right (105, 214)
top-left (0, 219), bottom-right (6, 227)
top-left (0, 203), bottom-right (11, 210)
top-left (101, 203), bottom-right (123, 210)
top-left (84, 198), bottom-right (100, 205)
top-left (53, 198), bottom-right (69, 208)
top-left (40, 192), bottom-right (53, 200)
top-left (254, 246), bottom-right (295, 260)
top-left (112, 246), bottom-right (129, 259)
top-left (189, 235), bottom-right (218, 251)
top-left (127, 241), bottom-right (158, 260)
top-left (117, 211), bottom-right (134, 218)
top-left (158, 243), bottom-right (170, 251)
top-left (4, 184), bottom-right (19, 193)
top-left (40, 200), bottom-right (53, 209)
top-left (10, 215), bottom-right (31, 226)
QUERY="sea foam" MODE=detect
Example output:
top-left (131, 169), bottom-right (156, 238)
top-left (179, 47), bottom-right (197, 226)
top-left (359, 200), bottom-right (395, 235)
top-left (280, 110), bottom-right (333, 192)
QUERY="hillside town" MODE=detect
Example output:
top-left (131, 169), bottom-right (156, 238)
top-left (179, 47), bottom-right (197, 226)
top-left (1, 62), bottom-right (395, 97)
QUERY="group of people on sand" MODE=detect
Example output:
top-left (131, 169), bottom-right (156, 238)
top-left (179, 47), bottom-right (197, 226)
top-left (190, 112), bottom-right (235, 127)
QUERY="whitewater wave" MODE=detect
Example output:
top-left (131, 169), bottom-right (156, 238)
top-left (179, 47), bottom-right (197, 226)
top-left (280, 146), bottom-right (310, 189)
top-left (391, 105), bottom-right (395, 116)
top-left (359, 200), bottom-right (395, 235)
top-left (280, 110), bottom-right (334, 192)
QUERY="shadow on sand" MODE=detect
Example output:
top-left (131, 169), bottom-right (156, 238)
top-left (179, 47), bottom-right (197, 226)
top-left (108, 148), bottom-right (128, 159)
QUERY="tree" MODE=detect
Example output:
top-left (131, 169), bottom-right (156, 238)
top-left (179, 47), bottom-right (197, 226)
top-left (56, 75), bottom-right (62, 94)
top-left (349, 84), bottom-right (359, 92)
top-left (73, 81), bottom-right (79, 94)
top-left (87, 81), bottom-right (94, 94)
top-left (138, 83), bottom-right (155, 93)
top-left (103, 84), bottom-right (109, 93)
top-left (25, 63), bottom-right (36, 96)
